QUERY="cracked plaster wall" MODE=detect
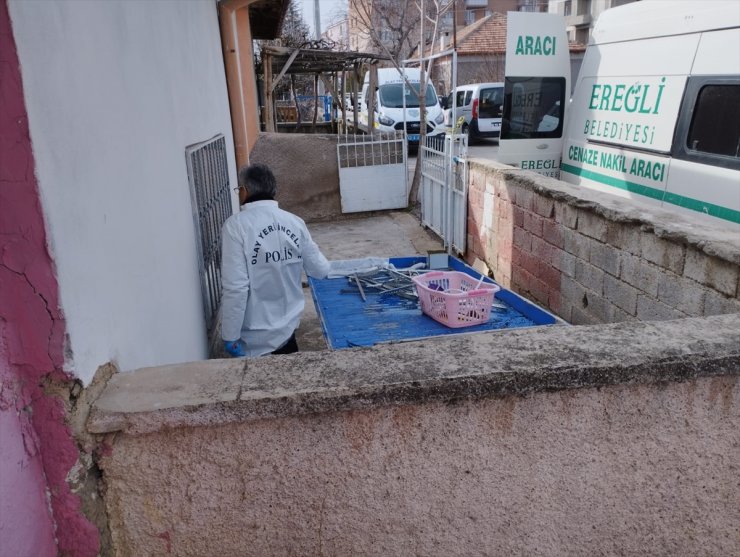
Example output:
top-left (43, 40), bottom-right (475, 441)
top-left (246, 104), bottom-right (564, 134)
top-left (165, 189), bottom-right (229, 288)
top-left (0, 2), bottom-right (99, 554)
top-left (7, 0), bottom-right (237, 385)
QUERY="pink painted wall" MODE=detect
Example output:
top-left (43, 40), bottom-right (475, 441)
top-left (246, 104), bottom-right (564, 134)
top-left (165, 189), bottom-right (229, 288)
top-left (0, 2), bottom-right (99, 555)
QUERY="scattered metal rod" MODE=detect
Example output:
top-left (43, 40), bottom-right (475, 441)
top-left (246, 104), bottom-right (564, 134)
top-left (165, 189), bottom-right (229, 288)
top-left (340, 266), bottom-right (441, 301)
top-left (352, 273), bottom-right (366, 301)
top-left (378, 284), bottom-right (416, 296)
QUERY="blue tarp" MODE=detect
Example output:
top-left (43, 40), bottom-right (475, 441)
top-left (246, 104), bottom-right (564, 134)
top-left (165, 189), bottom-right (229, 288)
top-left (309, 256), bottom-right (563, 350)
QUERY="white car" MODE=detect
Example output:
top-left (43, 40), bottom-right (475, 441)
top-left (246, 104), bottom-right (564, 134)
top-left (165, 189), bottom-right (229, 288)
top-left (443, 82), bottom-right (504, 142)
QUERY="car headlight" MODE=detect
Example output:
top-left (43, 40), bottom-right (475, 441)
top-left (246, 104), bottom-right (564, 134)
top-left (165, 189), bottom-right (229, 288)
top-left (377, 113), bottom-right (394, 126)
top-left (434, 112), bottom-right (445, 125)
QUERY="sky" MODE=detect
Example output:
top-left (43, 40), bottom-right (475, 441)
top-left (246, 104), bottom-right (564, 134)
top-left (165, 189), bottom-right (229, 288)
top-left (298, 0), bottom-right (348, 37)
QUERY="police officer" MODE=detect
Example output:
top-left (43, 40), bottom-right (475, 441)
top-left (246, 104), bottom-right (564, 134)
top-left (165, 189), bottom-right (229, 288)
top-left (221, 163), bottom-right (330, 357)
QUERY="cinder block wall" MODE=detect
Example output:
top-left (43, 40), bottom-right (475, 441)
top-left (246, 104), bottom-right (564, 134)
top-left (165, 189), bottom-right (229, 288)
top-left (466, 160), bottom-right (740, 324)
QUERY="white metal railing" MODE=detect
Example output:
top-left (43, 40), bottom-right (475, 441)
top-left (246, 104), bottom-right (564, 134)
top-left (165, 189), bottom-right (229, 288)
top-left (420, 133), bottom-right (468, 254)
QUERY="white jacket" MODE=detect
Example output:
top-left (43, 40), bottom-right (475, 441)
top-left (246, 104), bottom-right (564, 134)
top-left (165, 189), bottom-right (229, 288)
top-left (220, 200), bottom-right (330, 357)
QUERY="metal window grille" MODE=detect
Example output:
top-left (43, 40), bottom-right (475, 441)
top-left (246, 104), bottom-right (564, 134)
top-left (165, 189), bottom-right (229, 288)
top-left (185, 135), bottom-right (232, 331)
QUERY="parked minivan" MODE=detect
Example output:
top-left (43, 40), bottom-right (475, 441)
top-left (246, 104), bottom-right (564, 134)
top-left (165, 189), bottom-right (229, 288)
top-left (443, 82), bottom-right (504, 141)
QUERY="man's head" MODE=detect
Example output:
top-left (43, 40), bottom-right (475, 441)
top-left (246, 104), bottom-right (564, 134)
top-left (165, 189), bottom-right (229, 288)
top-left (237, 163), bottom-right (277, 204)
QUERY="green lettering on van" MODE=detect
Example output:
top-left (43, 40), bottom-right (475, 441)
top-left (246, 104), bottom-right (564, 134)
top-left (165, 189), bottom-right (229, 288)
top-left (515, 35), bottom-right (556, 56)
top-left (561, 163), bottom-right (740, 224)
top-left (588, 77), bottom-right (667, 114)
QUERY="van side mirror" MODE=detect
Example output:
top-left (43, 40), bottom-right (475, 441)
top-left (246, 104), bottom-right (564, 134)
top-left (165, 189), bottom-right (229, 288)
top-left (440, 96), bottom-right (449, 109)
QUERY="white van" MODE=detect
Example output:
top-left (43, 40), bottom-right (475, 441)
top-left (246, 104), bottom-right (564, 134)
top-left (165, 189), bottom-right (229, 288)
top-left (444, 82), bottom-right (504, 141)
top-left (358, 67), bottom-right (446, 144)
top-left (498, 2), bottom-right (740, 226)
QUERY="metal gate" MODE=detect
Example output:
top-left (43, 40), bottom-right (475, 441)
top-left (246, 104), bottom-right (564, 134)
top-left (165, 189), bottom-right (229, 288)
top-left (185, 135), bottom-right (231, 332)
top-left (420, 134), bottom-right (468, 254)
top-left (337, 131), bottom-right (408, 213)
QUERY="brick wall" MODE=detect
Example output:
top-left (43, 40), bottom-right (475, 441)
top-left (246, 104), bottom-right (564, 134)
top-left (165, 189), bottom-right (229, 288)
top-left (466, 160), bottom-right (740, 324)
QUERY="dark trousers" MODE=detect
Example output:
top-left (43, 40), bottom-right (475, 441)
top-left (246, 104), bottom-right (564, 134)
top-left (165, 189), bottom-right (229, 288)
top-left (271, 332), bottom-right (299, 355)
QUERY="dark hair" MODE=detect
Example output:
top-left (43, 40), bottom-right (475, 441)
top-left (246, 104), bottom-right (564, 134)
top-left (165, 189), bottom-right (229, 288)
top-left (238, 163), bottom-right (277, 200)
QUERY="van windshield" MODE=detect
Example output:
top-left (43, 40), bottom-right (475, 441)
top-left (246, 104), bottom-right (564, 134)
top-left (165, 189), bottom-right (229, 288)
top-left (378, 83), bottom-right (437, 108)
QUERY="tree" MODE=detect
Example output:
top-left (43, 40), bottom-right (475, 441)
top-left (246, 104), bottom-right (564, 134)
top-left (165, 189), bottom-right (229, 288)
top-left (257, 0), bottom-right (313, 99)
top-left (349, 0), bottom-right (422, 64)
top-left (351, 0), bottom-right (453, 206)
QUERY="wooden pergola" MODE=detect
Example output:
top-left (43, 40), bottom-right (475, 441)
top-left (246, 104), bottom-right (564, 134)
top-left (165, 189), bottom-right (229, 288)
top-left (261, 44), bottom-right (389, 132)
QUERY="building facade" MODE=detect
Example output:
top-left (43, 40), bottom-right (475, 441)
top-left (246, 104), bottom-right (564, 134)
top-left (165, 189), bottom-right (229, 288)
top-left (548, 0), bottom-right (641, 43)
top-left (323, 17), bottom-right (350, 50)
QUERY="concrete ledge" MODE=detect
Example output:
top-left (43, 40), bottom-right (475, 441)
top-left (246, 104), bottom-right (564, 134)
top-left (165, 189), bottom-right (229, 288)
top-left (467, 159), bottom-right (740, 263)
top-left (88, 313), bottom-right (740, 435)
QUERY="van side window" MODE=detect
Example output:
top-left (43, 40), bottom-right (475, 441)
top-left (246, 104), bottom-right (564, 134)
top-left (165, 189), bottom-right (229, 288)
top-left (465, 91), bottom-right (473, 105)
top-left (501, 77), bottom-right (566, 140)
top-left (687, 85), bottom-right (740, 158)
top-left (456, 91), bottom-right (467, 107)
top-left (673, 77), bottom-right (740, 171)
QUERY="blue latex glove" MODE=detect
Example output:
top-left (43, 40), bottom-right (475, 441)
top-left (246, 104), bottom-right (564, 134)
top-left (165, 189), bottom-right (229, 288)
top-left (223, 339), bottom-right (246, 358)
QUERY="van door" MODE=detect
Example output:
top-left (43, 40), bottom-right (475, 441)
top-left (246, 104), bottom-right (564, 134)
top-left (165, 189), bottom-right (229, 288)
top-left (666, 76), bottom-right (740, 224)
top-left (498, 12), bottom-right (571, 178)
top-left (476, 85), bottom-right (504, 136)
top-left (663, 27), bottom-right (740, 225)
top-left (449, 89), bottom-right (469, 131)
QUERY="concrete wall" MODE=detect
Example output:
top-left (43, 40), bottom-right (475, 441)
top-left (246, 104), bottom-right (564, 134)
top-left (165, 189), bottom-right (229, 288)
top-left (465, 159), bottom-right (740, 325)
top-left (8, 0), bottom-right (238, 384)
top-left (249, 132), bottom-right (342, 222)
top-left (90, 315), bottom-right (740, 556)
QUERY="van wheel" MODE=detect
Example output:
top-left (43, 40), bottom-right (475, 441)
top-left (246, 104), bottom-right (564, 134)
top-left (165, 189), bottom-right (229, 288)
top-left (462, 123), bottom-right (475, 144)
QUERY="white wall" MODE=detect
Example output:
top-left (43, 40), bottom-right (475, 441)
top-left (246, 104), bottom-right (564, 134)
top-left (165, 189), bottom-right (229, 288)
top-left (9, 0), bottom-right (238, 384)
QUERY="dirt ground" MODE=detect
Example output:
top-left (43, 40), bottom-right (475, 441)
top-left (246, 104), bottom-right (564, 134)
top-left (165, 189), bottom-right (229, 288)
top-left (296, 211), bottom-right (445, 351)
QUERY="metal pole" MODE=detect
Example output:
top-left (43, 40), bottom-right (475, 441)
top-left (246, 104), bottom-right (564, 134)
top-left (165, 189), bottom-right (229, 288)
top-left (314, 0), bottom-right (324, 96)
top-left (446, 48), bottom-right (457, 255)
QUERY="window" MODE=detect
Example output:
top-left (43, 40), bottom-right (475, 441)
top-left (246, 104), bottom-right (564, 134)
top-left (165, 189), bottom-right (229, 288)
top-left (378, 83), bottom-right (438, 108)
top-left (479, 87), bottom-right (504, 118)
top-left (577, 0), bottom-right (591, 17)
top-left (673, 77), bottom-right (740, 171)
top-left (501, 77), bottom-right (566, 139)
top-left (687, 85), bottom-right (740, 158)
top-left (185, 135), bottom-right (232, 332)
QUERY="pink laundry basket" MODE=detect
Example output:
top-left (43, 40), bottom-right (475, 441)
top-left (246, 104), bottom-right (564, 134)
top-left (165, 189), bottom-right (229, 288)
top-left (412, 271), bottom-right (501, 328)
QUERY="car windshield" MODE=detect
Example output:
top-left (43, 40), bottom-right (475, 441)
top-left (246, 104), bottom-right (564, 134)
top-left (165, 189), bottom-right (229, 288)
top-left (378, 83), bottom-right (437, 108)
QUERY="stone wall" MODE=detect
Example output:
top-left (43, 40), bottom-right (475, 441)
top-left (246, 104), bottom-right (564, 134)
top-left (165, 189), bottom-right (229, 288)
top-left (89, 315), bottom-right (740, 556)
top-left (249, 132), bottom-right (342, 223)
top-left (465, 159), bottom-right (740, 325)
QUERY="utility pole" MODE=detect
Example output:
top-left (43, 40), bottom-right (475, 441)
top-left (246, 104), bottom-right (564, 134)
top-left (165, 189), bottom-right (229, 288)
top-left (313, 0), bottom-right (321, 40)
top-left (314, 0), bottom-right (324, 95)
